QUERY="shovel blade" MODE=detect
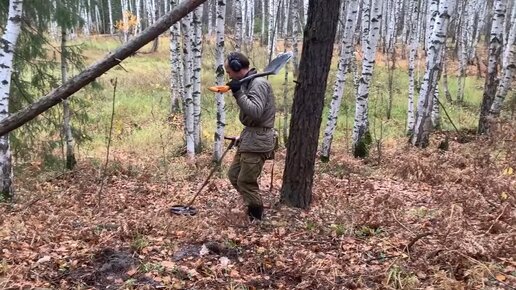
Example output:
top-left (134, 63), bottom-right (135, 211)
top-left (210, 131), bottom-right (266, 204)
top-left (263, 51), bottom-right (293, 75)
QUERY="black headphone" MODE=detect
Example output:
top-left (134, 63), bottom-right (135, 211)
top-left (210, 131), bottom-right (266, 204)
top-left (228, 53), bottom-right (243, 72)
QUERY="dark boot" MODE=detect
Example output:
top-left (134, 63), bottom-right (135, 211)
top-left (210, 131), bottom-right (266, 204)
top-left (247, 205), bottom-right (263, 221)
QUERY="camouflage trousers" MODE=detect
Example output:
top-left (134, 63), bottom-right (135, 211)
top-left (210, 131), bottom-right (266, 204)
top-left (227, 152), bottom-right (270, 207)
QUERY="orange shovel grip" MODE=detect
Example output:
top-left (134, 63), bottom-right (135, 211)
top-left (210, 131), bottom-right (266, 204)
top-left (208, 85), bottom-right (231, 93)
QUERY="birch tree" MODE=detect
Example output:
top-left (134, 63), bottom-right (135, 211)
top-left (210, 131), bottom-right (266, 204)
top-left (291, 0), bottom-right (300, 77)
top-left (234, 0), bottom-right (243, 51)
top-left (431, 85), bottom-right (441, 129)
top-left (406, 0), bottom-right (420, 134)
top-left (478, 0), bottom-right (506, 134)
top-left (213, 0), bottom-right (227, 161)
top-left (268, 0), bottom-right (277, 58)
top-left (410, 0), bottom-right (455, 147)
top-left (457, 0), bottom-right (476, 103)
top-left (169, 1), bottom-right (183, 114)
top-left (57, 0), bottom-right (88, 169)
top-left (181, 13), bottom-right (195, 161)
top-left (352, 0), bottom-right (383, 158)
top-left (192, 7), bottom-right (203, 152)
top-left (0, 0), bottom-right (23, 200)
top-left (490, 2), bottom-right (516, 116)
top-left (61, 28), bottom-right (76, 169)
top-left (108, 0), bottom-right (114, 34)
top-left (320, 0), bottom-right (359, 161)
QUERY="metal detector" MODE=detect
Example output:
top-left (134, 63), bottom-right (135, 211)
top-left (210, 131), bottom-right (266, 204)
top-left (169, 137), bottom-right (237, 216)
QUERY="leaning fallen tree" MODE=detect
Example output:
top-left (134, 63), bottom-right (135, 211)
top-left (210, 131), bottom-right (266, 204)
top-left (0, 0), bottom-right (207, 137)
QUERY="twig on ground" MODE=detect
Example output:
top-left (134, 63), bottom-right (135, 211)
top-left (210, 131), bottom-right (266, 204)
top-left (485, 203), bottom-right (508, 234)
top-left (404, 232), bottom-right (433, 252)
top-left (391, 211), bottom-right (415, 236)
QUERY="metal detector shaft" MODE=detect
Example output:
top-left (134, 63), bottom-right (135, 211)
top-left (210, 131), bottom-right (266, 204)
top-left (185, 137), bottom-right (237, 207)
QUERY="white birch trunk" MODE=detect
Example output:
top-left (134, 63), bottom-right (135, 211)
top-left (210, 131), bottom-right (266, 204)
top-left (261, 0), bottom-right (265, 45)
top-left (411, 0), bottom-right (455, 147)
top-left (182, 13), bottom-right (195, 160)
top-left (0, 0), bottom-right (23, 199)
top-left (321, 0), bottom-right (359, 160)
top-left (490, 3), bottom-right (516, 116)
top-left (235, 0), bottom-right (243, 51)
top-left (82, 2), bottom-right (90, 36)
top-left (478, 0), bottom-right (506, 133)
top-left (192, 6), bottom-right (203, 152)
top-left (207, 0), bottom-right (213, 36)
top-left (352, 0), bottom-right (382, 158)
top-left (213, 0), bottom-right (227, 161)
top-left (291, 0), bottom-right (300, 77)
top-left (136, 0), bottom-right (142, 34)
top-left (467, 0), bottom-right (487, 59)
top-left (108, 0), bottom-right (114, 34)
top-left (431, 85), bottom-right (441, 129)
top-left (121, 0), bottom-right (129, 42)
top-left (169, 0), bottom-right (182, 114)
top-left (267, 0), bottom-right (277, 58)
top-left (242, 0), bottom-right (247, 42)
top-left (457, 0), bottom-right (476, 102)
top-left (95, 4), bottom-right (102, 34)
top-left (303, 0), bottom-right (308, 25)
top-left (282, 0), bottom-right (289, 38)
top-left (425, 0), bottom-right (438, 51)
top-left (406, 0), bottom-right (419, 134)
top-left (61, 27), bottom-right (76, 170)
top-left (247, 0), bottom-right (255, 45)
top-left (146, 0), bottom-right (154, 28)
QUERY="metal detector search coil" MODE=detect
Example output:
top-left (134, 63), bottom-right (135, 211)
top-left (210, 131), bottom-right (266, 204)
top-left (169, 137), bottom-right (237, 216)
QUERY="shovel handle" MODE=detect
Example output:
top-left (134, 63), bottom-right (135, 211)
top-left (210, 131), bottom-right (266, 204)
top-left (208, 85), bottom-right (231, 93)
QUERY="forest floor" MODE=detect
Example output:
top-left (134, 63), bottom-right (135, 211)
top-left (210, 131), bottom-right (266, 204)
top-left (1, 121), bottom-right (515, 290)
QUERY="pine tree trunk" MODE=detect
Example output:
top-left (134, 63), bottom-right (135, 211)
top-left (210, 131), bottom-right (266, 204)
top-left (490, 2), bottom-right (516, 116)
top-left (320, 0), bottom-right (359, 161)
top-left (280, 0), bottom-right (341, 209)
top-left (192, 6), bottom-right (203, 152)
top-left (213, 0), bottom-right (227, 161)
top-left (0, 0), bottom-right (23, 200)
top-left (352, 0), bottom-right (382, 158)
top-left (61, 27), bottom-right (76, 170)
top-left (410, 0), bottom-right (455, 148)
top-left (478, 0), bottom-right (506, 134)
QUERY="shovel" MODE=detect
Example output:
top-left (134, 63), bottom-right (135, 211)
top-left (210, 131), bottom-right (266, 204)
top-left (170, 137), bottom-right (237, 216)
top-left (208, 51), bottom-right (293, 93)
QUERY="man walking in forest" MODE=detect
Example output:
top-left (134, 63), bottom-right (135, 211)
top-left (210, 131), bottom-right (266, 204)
top-left (225, 52), bottom-right (276, 221)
